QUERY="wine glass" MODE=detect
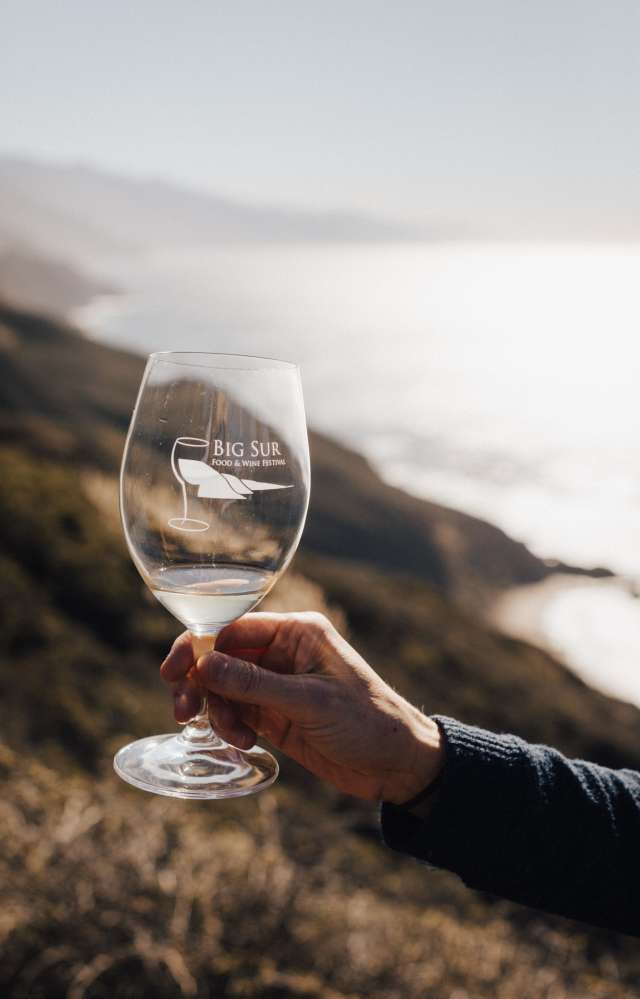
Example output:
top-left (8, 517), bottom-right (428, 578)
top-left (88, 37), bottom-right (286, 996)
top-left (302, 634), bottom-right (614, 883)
top-left (168, 436), bottom-right (210, 532)
top-left (114, 351), bottom-right (310, 798)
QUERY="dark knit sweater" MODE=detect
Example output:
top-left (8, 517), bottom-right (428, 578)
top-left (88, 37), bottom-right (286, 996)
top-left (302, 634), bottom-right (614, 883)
top-left (381, 715), bottom-right (640, 937)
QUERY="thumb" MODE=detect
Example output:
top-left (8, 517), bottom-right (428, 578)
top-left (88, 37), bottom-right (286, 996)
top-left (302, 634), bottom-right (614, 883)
top-left (196, 651), bottom-right (306, 715)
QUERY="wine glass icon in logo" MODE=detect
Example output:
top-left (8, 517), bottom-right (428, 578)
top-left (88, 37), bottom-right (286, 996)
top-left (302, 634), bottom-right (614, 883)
top-left (169, 435), bottom-right (294, 533)
top-left (169, 436), bottom-right (211, 532)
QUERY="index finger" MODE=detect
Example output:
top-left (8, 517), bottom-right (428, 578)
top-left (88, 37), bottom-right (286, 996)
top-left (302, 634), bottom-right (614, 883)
top-left (160, 632), bottom-right (195, 683)
top-left (216, 613), bottom-right (286, 654)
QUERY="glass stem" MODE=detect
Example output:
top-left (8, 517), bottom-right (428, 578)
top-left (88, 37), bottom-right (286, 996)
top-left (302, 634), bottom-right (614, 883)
top-left (179, 631), bottom-right (224, 748)
top-left (180, 480), bottom-right (189, 520)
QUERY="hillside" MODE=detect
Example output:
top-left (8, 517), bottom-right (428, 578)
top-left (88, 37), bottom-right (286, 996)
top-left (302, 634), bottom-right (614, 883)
top-left (0, 302), bottom-right (559, 601)
top-left (1, 303), bottom-right (639, 996)
top-left (0, 247), bottom-right (114, 317)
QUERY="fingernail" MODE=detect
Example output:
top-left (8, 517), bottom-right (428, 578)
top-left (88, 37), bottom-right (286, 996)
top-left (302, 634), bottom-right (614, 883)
top-left (198, 649), bottom-right (218, 663)
top-left (196, 650), bottom-right (224, 676)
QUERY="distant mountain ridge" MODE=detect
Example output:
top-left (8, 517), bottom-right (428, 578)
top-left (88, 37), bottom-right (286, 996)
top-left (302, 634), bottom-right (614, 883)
top-left (0, 157), bottom-right (434, 265)
top-left (3, 155), bottom-right (637, 252)
top-left (0, 247), bottom-right (114, 317)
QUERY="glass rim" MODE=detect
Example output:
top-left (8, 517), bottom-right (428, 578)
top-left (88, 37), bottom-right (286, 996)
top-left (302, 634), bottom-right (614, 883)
top-left (148, 350), bottom-right (299, 372)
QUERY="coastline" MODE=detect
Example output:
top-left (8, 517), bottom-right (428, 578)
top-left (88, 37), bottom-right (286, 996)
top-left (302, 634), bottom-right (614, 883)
top-left (67, 249), bottom-right (640, 714)
top-left (491, 574), bottom-right (640, 708)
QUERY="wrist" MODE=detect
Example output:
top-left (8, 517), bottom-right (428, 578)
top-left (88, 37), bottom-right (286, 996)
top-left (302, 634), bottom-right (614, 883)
top-left (385, 714), bottom-right (445, 805)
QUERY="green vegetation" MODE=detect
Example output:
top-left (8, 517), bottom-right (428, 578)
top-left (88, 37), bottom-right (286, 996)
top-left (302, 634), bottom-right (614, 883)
top-left (1, 303), bottom-right (639, 997)
top-left (0, 301), bottom-right (556, 596)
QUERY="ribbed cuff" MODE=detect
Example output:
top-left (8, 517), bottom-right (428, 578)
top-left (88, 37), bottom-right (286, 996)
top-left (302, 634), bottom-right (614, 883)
top-left (380, 715), bottom-right (534, 884)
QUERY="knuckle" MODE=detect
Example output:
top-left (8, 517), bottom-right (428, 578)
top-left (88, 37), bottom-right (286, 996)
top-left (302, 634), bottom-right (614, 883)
top-left (200, 652), bottom-right (220, 686)
top-left (292, 612), bottom-right (336, 663)
top-left (213, 654), bottom-right (232, 686)
top-left (297, 611), bottom-right (331, 635)
top-left (212, 653), bottom-right (261, 699)
top-left (237, 660), bottom-right (261, 698)
top-left (173, 632), bottom-right (191, 657)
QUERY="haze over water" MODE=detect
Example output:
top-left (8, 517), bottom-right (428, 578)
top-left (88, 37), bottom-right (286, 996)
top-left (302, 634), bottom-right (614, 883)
top-left (76, 241), bottom-right (640, 703)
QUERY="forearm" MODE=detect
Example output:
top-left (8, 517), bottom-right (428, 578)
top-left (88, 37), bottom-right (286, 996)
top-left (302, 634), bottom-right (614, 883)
top-left (381, 716), bottom-right (640, 936)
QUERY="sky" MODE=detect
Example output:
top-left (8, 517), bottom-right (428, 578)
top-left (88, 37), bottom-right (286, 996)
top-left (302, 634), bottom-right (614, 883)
top-left (2, 1), bottom-right (639, 233)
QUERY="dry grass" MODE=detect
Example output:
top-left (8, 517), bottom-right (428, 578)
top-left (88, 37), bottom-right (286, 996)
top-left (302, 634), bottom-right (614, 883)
top-left (0, 741), bottom-right (636, 999)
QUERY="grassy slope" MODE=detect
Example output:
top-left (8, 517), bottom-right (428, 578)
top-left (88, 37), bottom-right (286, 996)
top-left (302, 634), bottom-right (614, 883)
top-left (1, 303), bottom-right (639, 997)
top-left (0, 302), bottom-right (550, 597)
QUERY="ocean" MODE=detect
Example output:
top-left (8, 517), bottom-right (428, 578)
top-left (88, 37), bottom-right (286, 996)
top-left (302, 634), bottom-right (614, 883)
top-left (73, 241), bottom-right (640, 705)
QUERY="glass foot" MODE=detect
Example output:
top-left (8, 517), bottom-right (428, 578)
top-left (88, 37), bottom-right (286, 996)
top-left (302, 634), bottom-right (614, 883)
top-left (167, 517), bottom-right (209, 533)
top-left (113, 731), bottom-right (278, 799)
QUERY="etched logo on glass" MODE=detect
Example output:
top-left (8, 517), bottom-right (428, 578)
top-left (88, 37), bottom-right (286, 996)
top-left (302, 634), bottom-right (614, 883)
top-left (169, 436), bottom-right (292, 533)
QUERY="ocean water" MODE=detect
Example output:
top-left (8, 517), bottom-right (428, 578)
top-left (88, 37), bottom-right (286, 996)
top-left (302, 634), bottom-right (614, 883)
top-left (74, 242), bottom-right (640, 704)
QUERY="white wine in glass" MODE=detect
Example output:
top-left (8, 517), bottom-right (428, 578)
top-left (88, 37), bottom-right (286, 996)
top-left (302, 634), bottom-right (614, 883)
top-left (114, 351), bottom-right (310, 798)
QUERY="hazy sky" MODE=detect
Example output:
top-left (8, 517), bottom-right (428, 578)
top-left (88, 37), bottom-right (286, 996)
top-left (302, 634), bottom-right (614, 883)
top-left (3, 1), bottom-right (639, 231)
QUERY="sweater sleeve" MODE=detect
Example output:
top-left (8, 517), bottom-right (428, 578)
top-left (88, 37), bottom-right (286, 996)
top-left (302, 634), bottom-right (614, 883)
top-left (380, 715), bottom-right (640, 937)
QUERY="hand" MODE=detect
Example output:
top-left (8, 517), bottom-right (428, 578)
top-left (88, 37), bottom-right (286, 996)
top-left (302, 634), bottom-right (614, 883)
top-left (160, 612), bottom-right (444, 804)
